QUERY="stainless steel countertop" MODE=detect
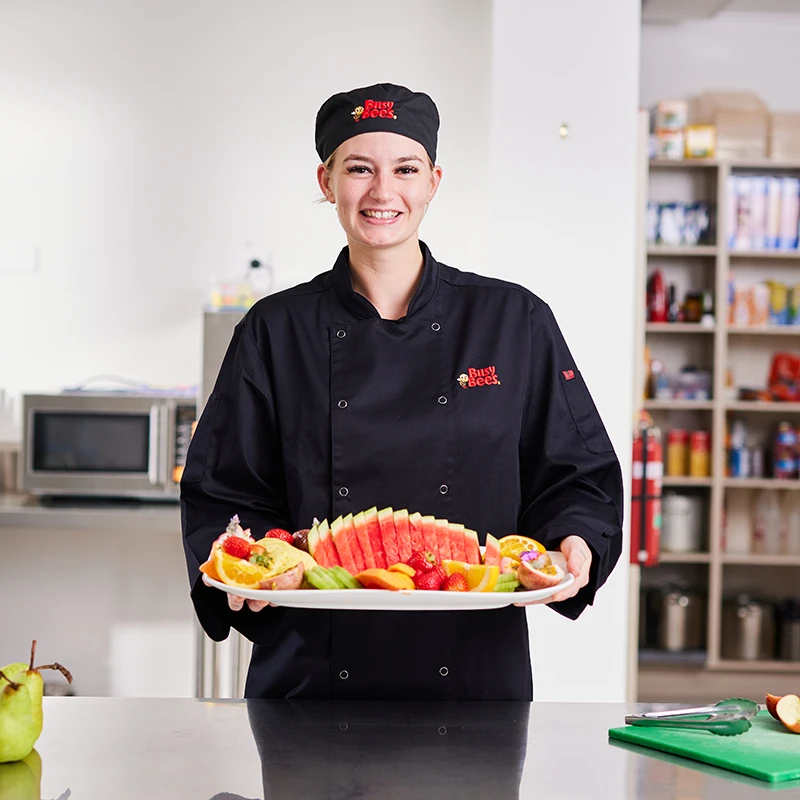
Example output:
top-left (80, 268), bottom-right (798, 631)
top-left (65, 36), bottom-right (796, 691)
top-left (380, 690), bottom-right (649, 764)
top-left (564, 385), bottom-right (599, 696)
top-left (12, 698), bottom-right (798, 799)
top-left (0, 493), bottom-right (179, 532)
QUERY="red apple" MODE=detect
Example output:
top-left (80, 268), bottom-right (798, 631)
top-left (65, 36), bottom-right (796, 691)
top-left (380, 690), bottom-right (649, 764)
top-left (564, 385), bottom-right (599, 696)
top-left (766, 693), bottom-right (783, 721)
top-left (775, 694), bottom-right (800, 734)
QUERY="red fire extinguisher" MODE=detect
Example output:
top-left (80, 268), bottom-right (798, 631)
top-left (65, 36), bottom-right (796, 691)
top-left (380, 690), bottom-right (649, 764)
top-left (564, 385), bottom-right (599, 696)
top-left (631, 411), bottom-right (662, 567)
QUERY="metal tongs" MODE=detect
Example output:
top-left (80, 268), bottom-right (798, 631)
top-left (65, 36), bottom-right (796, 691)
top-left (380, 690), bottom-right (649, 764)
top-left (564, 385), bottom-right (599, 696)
top-left (625, 698), bottom-right (758, 736)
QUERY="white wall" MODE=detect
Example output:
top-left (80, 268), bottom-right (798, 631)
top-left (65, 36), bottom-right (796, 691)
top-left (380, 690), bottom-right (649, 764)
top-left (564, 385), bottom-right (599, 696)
top-left (490, 0), bottom-right (639, 704)
top-left (0, 0), bottom-right (492, 407)
top-left (641, 12), bottom-right (800, 111)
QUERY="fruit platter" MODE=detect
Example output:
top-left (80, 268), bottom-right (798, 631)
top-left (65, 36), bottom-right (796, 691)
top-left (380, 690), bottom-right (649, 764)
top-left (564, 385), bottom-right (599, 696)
top-left (200, 507), bottom-right (574, 611)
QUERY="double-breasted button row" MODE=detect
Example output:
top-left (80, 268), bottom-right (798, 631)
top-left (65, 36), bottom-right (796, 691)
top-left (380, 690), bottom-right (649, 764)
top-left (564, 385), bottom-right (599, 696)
top-left (339, 487), bottom-right (349, 497)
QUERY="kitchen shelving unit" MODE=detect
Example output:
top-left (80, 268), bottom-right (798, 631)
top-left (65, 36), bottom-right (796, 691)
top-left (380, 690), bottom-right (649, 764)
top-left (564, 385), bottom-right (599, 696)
top-left (631, 115), bottom-right (800, 703)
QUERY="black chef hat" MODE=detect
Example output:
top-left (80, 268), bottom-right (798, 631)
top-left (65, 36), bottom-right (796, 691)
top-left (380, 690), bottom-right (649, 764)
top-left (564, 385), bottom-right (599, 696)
top-left (315, 82), bottom-right (439, 164)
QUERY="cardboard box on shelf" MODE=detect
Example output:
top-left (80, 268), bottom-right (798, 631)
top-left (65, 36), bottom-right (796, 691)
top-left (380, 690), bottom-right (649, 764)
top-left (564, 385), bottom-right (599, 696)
top-left (769, 113), bottom-right (800, 161)
top-left (690, 91), bottom-right (769, 160)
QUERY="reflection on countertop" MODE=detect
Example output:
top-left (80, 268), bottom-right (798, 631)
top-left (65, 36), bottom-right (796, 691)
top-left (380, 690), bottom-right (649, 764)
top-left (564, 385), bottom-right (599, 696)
top-left (0, 492), bottom-right (180, 531)
top-left (12, 697), bottom-right (798, 800)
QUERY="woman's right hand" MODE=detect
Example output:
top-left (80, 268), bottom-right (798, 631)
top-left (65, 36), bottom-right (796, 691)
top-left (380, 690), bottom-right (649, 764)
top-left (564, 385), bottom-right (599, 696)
top-left (202, 573), bottom-right (276, 611)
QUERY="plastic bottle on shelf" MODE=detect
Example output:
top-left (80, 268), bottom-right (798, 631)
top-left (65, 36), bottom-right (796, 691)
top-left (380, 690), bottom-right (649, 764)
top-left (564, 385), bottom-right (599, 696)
top-left (784, 493), bottom-right (800, 556)
top-left (752, 489), bottom-right (781, 555)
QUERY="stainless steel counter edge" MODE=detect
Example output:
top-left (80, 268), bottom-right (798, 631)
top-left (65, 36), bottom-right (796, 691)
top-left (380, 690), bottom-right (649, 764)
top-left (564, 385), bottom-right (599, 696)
top-left (0, 493), bottom-right (181, 532)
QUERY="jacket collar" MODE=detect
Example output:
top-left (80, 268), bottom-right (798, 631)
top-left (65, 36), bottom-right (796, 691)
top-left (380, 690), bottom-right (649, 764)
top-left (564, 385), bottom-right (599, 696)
top-left (331, 241), bottom-right (440, 320)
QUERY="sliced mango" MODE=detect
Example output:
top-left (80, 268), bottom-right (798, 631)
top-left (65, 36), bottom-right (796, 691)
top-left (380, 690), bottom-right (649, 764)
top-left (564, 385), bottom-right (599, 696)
top-left (354, 568), bottom-right (415, 591)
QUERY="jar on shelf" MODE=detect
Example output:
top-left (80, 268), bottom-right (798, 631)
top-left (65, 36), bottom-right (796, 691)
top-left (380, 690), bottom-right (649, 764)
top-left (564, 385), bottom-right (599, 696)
top-left (666, 429), bottom-right (689, 476)
top-left (689, 431), bottom-right (711, 477)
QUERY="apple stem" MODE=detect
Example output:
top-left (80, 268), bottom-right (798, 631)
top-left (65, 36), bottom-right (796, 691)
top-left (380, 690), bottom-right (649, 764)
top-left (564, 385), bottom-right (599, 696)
top-left (34, 663), bottom-right (73, 684)
top-left (29, 639), bottom-right (37, 671)
top-left (0, 668), bottom-right (20, 690)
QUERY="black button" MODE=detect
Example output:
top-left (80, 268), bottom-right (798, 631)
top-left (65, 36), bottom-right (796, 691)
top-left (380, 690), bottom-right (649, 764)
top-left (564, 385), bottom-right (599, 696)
top-left (431, 322), bottom-right (441, 331)
top-left (439, 485), bottom-right (448, 495)
top-left (338, 400), bottom-right (348, 409)
top-left (438, 396), bottom-right (447, 405)
top-left (438, 726), bottom-right (447, 735)
top-left (439, 666), bottom-right (449, 676)
top-left (336, 330), bottom-right (347, 339)
top-left (339, 487), bottom-right (349, 497)
top-left (339, 721), bottom-right (349, 731)
top-left (339, 670), bottom-right (349, 680)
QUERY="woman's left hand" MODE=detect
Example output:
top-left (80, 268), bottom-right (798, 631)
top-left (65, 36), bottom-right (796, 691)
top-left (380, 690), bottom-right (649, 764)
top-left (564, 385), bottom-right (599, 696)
top-left (514, 535), bottom-right (592, 606)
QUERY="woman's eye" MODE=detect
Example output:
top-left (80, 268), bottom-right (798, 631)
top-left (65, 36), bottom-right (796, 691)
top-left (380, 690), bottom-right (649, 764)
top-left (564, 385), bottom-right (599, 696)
top-left (346, 166), bottom-right (370, 174)
top-left (397, 166), bottom-right (419, 174)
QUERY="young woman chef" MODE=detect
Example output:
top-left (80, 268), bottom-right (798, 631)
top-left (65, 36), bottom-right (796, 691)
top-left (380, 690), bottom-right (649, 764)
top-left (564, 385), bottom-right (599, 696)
top-left (181, 83), bottom-right (624, 700)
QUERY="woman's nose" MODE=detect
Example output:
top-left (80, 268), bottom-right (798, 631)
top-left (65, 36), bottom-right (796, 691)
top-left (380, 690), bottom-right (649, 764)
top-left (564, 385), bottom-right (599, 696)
top-left (368, 172), bottom-right (394, 202)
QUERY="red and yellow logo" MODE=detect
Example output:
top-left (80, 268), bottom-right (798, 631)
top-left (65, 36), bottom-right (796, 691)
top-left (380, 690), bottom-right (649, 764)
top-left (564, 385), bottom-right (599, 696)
top-left (352, 99), bottom-right (397, 122)
top-left (457, 366), bottom-right (501, 388)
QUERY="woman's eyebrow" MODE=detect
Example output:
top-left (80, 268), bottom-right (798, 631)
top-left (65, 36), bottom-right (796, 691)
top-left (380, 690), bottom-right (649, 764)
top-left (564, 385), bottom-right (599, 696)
top-left (342, 154), bottom-right (423, 164)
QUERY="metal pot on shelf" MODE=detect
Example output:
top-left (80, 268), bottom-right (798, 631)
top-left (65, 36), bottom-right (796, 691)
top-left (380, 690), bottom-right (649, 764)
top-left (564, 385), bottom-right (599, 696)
top-left (721, 594), bottom-right (776, 661)
top-left (777, 598), bottom-right (800, 662)
top-left (655, 585), bottom-right (705, 652)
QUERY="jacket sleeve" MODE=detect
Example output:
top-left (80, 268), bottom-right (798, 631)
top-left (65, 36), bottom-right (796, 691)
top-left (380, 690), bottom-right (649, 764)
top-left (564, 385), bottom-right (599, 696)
top-left (180, 315), bottom-right (292, 643)
top-left (518, 302), bottom-right (624, 620)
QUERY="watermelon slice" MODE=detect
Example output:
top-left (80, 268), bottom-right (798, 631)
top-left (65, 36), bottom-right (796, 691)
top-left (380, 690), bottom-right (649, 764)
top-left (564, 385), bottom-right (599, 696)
top-left (420, 515), bottom-right (439, 559)
top-left (364, 506), bottom-right (387, 568)
top-left (464, 529), bottom-right (481, 565)
top-left (307, 521), bottom-right (321, 561)
top-left (484, 533), bottom-right (501, 566)
top-left (353, 511), bottom-right (376, 569)
top-left (318, 518), bottom-right (342, 567)
top-left (378, 507), bottom-right (400, 566)
top-left (408, 511), bottom-right (426, 554)
top-left (393, 509), bottom-right (413, 563)
top-left (435, 519), bottom-right (452, 560)
top-left (449, 522), bottom-right (467, 562)
top-left (331, 514), bottom-right (361, 575)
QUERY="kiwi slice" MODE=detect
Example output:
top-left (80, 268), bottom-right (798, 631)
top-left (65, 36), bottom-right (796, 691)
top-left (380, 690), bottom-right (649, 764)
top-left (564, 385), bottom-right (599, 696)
top-left (329, 566), bottom-right (363, 589)
top-left (494, 580), bottom-right (520, 592)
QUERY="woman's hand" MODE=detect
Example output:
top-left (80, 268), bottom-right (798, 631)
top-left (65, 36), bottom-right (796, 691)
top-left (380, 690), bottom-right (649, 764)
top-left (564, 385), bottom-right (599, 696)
top-left (202, 573), bottom-right (276, 611)
top-left (514, 535), bottom-right (592, 607)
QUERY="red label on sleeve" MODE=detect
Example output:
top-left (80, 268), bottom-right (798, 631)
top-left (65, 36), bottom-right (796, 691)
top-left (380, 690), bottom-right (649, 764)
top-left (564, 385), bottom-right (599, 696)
top-left (562, 370), bottom-right (575, 380)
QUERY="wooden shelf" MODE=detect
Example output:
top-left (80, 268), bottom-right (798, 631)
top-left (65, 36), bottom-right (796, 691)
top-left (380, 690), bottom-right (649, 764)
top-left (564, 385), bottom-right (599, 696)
top-left (646, 323), bottom-right (715, 333)
top-left (644, 399), bottom-right (714, 410)
top-left (721, 553), bottom-right (800, 566)
top-left (659, 552), bottom-right (711, 564)
top-left (662, 476), bottom-right (713, 487)
top-left (728, 250), bottom-right (800, 260)
top-left (649, 158), bottom-right (800, 170)
top-left (726, 401), bottom-right (800, 413)
top-left (647, 245), bottom-right (717, 257)
top-left (724, 478), bottom-right (800, 490)
top-left (728, 326), bottom-right (800, 335)
top-left (713, 660), bottom-right (800, 674)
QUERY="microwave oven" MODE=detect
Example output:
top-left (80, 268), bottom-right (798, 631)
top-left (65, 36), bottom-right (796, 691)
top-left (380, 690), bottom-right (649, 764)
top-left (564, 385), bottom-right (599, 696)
top-left (19, 393), bottom-right (197, 500)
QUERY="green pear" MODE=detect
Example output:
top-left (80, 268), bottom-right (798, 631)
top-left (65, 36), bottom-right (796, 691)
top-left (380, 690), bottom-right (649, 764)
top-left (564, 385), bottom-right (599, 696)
top-left (0, 748), bottom-right (42, 799)
top-left (0, 641), bottom-right (72, 764)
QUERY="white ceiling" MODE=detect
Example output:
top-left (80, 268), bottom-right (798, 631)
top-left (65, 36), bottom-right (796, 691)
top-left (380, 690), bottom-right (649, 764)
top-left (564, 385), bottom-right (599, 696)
top-left (642, 0), bottom-right (800, 22)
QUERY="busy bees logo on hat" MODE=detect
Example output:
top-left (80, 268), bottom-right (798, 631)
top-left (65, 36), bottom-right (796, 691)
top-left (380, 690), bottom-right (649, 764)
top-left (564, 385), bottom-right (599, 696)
top-left (352, 100), bottom-right (397, 122)
top-left (315, 82), bottom-right (439, 163)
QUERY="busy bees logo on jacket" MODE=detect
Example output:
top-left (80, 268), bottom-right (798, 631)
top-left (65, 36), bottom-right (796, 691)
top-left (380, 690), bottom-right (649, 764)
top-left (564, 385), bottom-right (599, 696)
top-left (352, 99), bottom-right (397, 122)
top-left (457, 366), bottom-right (501, 388)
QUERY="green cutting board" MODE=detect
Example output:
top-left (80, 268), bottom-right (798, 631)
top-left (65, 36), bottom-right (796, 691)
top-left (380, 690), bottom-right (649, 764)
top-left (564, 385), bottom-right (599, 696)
top-left (608, 711), bottom-right (800, 783)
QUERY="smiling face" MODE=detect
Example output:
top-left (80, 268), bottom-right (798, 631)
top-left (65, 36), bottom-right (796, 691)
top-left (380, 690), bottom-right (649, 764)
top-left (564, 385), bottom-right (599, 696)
top-left (317, 132), bottom-right (442, 252)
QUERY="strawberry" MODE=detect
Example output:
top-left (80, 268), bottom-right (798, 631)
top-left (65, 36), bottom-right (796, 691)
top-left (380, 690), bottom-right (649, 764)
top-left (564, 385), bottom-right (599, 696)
top-left (442, 573), bottom-right (469, 592)
top-left (221, 536), bottom-right (252, 560)
top-left (265, 528), bottom-right (294, 544)
top-left (414, 565), bottom-right (447, 591)
top-left (407, 550), bottom-right (439, 573)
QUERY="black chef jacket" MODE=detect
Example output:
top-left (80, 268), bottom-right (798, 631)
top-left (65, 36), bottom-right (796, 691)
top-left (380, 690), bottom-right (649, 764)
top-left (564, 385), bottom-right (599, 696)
top-left (181, 241), bottom-right (623, 701)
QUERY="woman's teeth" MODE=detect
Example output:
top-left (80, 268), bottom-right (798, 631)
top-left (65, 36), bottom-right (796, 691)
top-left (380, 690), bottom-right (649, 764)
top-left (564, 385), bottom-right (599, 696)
top-left (363, 210), bottom-right (399, 219)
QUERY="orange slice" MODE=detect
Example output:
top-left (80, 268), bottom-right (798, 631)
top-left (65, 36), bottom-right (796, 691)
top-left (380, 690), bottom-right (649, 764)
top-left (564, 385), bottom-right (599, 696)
top-left (498, 535), bottom-right (545, 563)
top-left (199, 557), bottom-right (221, 582)
top-left (213, 548), bottom-right (268, 588)
top-left (442, 559), bottom-right (469, 578)
top-left (466, 564), bottom-right (499, 592)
